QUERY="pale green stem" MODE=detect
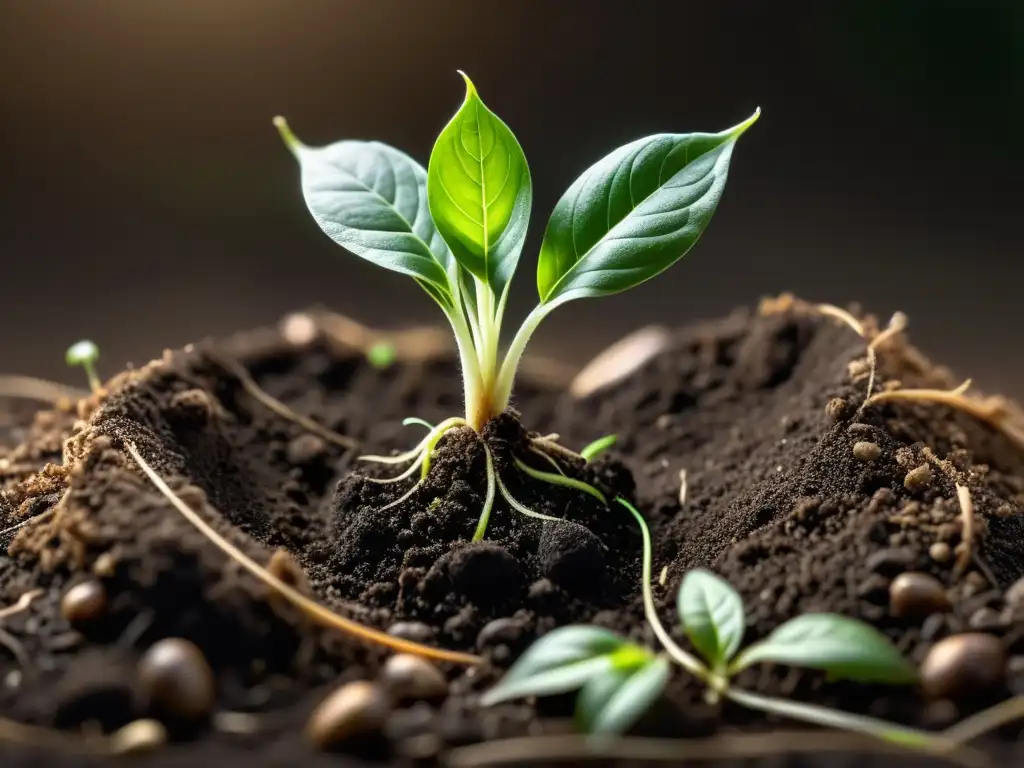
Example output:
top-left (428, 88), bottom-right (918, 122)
top-left (615, 498), bottom-right (709, 681)
top-left (445, 306), bottom-right (487, 430)
top-left (380, 476), bottom-right (426, 512)
top-left (358, 416), bottom-right (466, 465)
top-left (472, 444), bottom-right (498, 541)
top-left (363, 452), bottom-right (426, 484)
top-left (513, 456), bottom-right (607, 505)
top-left (725, 688), bottom-right (958, 756)
top-left (493, 303), bottom-right (552, 415)
top-left (83, 362), bottom-right (102, 394)
top-left (475, 276), bottom-right (499, 393)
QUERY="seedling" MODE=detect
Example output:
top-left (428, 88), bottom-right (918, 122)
top-left (65, 340), bottom-right (101, 393)
top-left (580, 434), bottom-right (617, 463)
top-left (275, 72), bottom-right (758, 539)
top-left (482, 498), bottom-right (959, 755)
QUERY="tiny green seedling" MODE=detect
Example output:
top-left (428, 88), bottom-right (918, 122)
top-left (482, 498), bottom-right (951, 752)
top-left (276, 73), bottom-right (757, 539)
top-left (580, 434), bottom-right (617, 463)
top-left (366, 340), bottom-right (398, 370)
top-left (65, 340), bottom-right (101, 393)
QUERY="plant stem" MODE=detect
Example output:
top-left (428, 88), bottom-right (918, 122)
top-left (493, 303), bottom-right (551, 415)
top-left (472, 443), bottom-right (498, 541)
top-left (445, 306), bottom-right (487, 430)
top-left (724, 688), bottom-right (958, 756)
top-left (615, 498), bottom-right (709, 681)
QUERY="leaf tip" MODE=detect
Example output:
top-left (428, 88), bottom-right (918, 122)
top-left (456, 69), bottom-right (479, 101)
top-left (730, 107), bottom-right (761, 138)
top-left (273, 115), bottom-right (304, 157)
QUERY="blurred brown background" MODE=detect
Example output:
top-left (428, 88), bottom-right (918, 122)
top-left (1, 1), bottom-right (1021, 394)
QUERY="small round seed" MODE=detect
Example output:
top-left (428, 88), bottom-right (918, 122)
top-left (904, 464), bottom-right (934, 492)
top-left (306, 680), bottom-right (390, 749)
top-left (929, 542), bottom-right (952, 564)
top-left (138, 638), bottom-right (215, 720)
top-left (920, 633), bottom-right (1006, 700)
top-left (889, 572), bottom-right (951, 617)
top-left (852, 441), bottom-right (881, 462)
top-left (380, 654), bottom-right (448, 701)
top-left (61, 580), bottom-right (108, 624)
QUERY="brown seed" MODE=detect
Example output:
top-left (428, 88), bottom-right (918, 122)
top-left (380, 654), bottom-right (448, 701)
top-left (904, 464), bottom-right (934, 492)
top-left (138, 638), bottom-right (215, 720)
top-left (306, 680), bottom-right (390, 749)
top-left (889, 572), bottom-right (951, 617)
top-left (61, 580), bottom-right (108, 623)
top-left (852, 441), bottom-right (881, 462)
top-left (920, 633), bottom-right (1006, 700)
top-left (929, 542), bottom-right (952, 564)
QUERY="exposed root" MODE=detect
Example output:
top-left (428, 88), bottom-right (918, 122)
top-left (357, 417), bottom-right (466, 470)
top-left (212, 356), bottom-right (358, 451)
top-left (471, 444), bottom-right (498, 542)
top-left (678, 468), bottom-right (688, 507)
top-left (380, 476), bottom-right (427, 512)
top-left (865, 381), bottom-right (1024, 453)
top-left (513, 456), bottom-right (607, 505)
top-left (954, 483), bottom-right (975, 576)
top-left (442, 729), bottom-right (983, 768)
top-left (530, 435), bottom-right (584, 464)
top-left (125, 442), bottom-right (480, 665)
top-left (921, 449), bottom-right (978, 578)
top-left (943, 695), bottom-right (1024, 745)
top-left (0, 375), bottom-right (88, 405)
top-left (527, 445), bottom-right (566, 476)
top-left (494, 472), bottom-right (563, 524)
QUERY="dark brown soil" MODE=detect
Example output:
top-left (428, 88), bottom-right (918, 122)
top-left (1, 299), bottom-right (1023, 766)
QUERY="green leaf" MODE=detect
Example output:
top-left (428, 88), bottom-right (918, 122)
top-left (576, 656), bottom-right (670, 734)
top-left (729, 614), bottom-right (918, 684)
top-left (274, 117), bottom-right (455, 308)
top-left (480, 626), bottom-right (628, 706)
top-left (536, 110), bottom-right (759, 306)
top-left (678, 569), bottom-right (746, 669)
top-left (427, 72), bottom-right (532, 299)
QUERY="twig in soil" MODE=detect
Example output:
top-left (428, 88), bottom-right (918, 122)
top-left (441, 729), bottom-right (982, 767)
top-left (0, 375), bottom-right (88, 404)
top-left (125, 442), bottom-right (481, 666)
top-left (212, 355), bottom-right (358, 451)
top-left (0, 716), bottom-right (166, 756)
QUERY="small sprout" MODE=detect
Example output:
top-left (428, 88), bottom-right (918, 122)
top-left (482, 496), bottom-right (930, 748)
top-left (65, 340), bottom-right (101, 393)
top-left (579, 434), bottom-right (617, 463)
top-left (366, 340), bottom-right (397, 369)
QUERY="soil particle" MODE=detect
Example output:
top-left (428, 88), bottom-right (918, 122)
top-left (2, 300), bottom-right (1024, 764)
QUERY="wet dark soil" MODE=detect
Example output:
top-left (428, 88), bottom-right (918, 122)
top-left (1, 299), bottom-right (1023, 766)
